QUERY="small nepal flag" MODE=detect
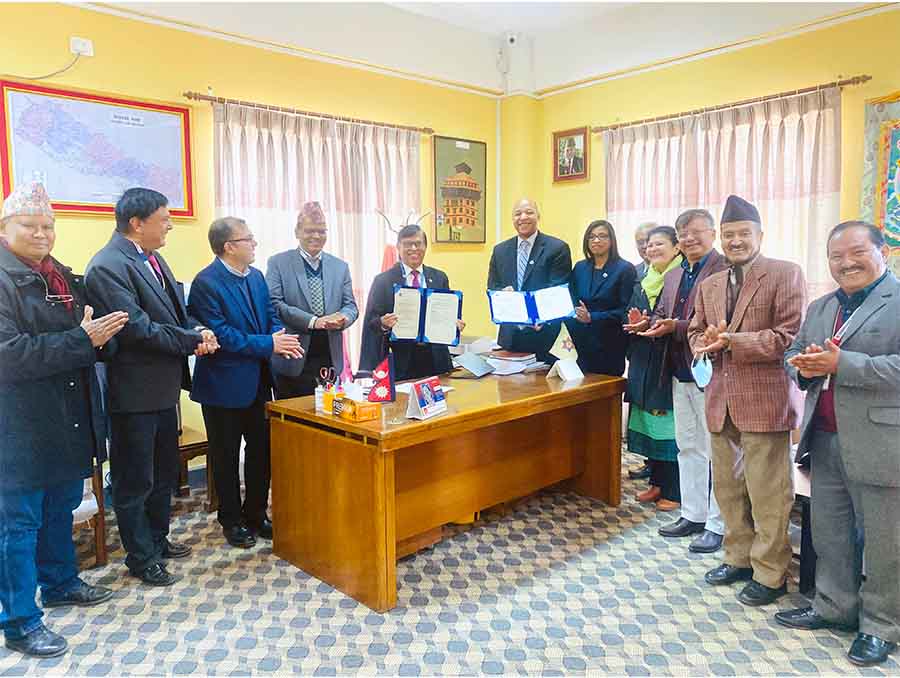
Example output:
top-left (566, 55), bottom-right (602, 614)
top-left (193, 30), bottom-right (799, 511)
top-left (368, 352), bottom-right (396, 402)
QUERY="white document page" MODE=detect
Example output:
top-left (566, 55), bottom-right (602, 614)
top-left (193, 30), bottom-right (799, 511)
top-left (489, 290), bottom-right (530, 324)
top-left (423, 292), bottom-right (460, 345)
top-left (392, 287), bottom-right (422, 340)
top-left (532, 285), bottom-right (575, 323)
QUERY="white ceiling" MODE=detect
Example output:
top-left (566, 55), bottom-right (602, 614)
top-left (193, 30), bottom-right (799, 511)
top-left (110, 2), bottom-right (878, 94)
top-left (391, 2), bottom-right (631, 36)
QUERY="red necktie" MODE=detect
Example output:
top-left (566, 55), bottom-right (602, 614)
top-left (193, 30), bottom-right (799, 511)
top-left (411, 270), bottom-right (420, 288)
top-left (147, 253), bottom-right (165, 287)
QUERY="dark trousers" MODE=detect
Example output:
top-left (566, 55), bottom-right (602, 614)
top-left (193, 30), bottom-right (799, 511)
top-left (810, 430), bottom-right (899, 642)
top-left (201, 398), bottom-right (271, 529)
top-left (396, 344), bottom-right (438, 381)
top-left (275, 333), bottom-right (332, 398)
top-left (109, 408), bottom-right (179, 573)
top-left (0, 480), bottom-right (83, 638)
top-left (650, 459), bottom-right (681, 502)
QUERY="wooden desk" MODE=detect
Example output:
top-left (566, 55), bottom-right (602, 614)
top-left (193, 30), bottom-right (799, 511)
top-left (268, 372), bottom-right (625, 612)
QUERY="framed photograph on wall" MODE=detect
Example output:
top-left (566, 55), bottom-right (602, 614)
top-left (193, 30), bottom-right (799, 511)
top-left (433, 135), bottom-right (486, 243)
top-left (0, 79), bottom-right (194, 216)
top-left (553, 126), bottom-right (589, 183)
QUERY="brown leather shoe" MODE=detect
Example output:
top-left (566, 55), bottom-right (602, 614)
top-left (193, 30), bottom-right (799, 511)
top-left (636, 486), bottom-right (661, 503)
top-left (656, 499), bottom-right (681, 511)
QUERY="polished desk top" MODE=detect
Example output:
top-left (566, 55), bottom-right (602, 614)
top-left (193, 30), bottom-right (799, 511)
top-left (268, 372), bottom-right (625, 450)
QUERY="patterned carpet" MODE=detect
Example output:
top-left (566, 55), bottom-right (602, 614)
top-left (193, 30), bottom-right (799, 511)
top-left (0, 453), bottom-right (894, 676)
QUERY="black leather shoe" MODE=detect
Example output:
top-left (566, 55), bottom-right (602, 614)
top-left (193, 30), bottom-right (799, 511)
top-left (705, 563), bottom-right (753, 586)
top-left (737, 580), bottom-right (787, 607)
top-left (774, 607), bottom-right (857, 632)
top-left (43, 581), bottom-right (114, 608)
top-left (659, 517), bottom-right (705, 538)
top-left (847, 633), bottom-right (896, 666)
top-left (5, 624), bottom-right (68, 658)
top-left (689, 530), bottom-right (723, 553)
top-left (628, 464), bottom-right (651, 480)
top-left (247, 518), bottom-right (273, 540)
top-left (132, 562), bottom-right (180, 587)
top-left (224, 525), bottom-right (256, 548)
top-left (161, 539), bottom-right (192, 559)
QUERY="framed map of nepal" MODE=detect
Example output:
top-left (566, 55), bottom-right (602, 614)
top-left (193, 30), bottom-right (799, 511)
top-left (0, 80), bottom-right (194, 217)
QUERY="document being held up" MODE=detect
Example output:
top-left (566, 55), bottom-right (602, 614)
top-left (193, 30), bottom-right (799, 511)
top-left (487, 284), bottom-right (575, 325)
top-left (391, 285), bottom-right (463, 346)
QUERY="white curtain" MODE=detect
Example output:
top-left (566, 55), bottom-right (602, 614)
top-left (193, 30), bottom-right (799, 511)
top-left (213, 102), bottom-right (421, 371)
top-left (605, 87), bottom-right (841, 298)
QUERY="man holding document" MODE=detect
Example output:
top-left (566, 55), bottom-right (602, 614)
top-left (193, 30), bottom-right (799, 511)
top-left (487, 198), bottom-right (573, 363)
top-left (360, 224), bottom-right (466, 380)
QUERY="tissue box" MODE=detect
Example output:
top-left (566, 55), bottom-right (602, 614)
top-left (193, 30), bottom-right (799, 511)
top-left (337, 398), bottom-right (380, 422)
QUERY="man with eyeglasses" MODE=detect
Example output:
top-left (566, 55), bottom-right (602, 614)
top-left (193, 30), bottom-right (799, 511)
top-left (638, 209), bottom-right (728, 553)
top-left (633, 221), bottom-right (657, 280)
top-left (360, 224), bottom-right (466, 380)
top-left (0, 182), bottom-right (127, 657)
top-left (86, 187), bottom-right (219, 587)
top-left (267, 201), bottom-right (358, 398)
top-left (188, 217), bottom-right (303, 548)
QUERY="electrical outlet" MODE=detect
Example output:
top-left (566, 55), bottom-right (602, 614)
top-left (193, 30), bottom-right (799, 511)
top-left (70, 36), bottom-right (94, 57)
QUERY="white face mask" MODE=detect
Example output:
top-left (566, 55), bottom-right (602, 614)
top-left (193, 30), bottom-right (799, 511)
top-left (691, 353), bottom-right (713, 388)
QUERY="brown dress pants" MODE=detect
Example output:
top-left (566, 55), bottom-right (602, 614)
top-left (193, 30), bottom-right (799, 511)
top-left (710, 412), bottom-right (794, 588)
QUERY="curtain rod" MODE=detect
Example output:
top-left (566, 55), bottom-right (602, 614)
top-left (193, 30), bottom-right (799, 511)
top-left (592, 74), bottom-right (871, 133)
top-left (183, 91), bottom-right (434, 135)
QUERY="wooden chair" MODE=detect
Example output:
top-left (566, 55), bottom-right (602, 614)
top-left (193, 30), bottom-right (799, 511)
top-left (178, 423), bottom-right (217, 513)
top-left (74, 463), bottom-right (107, 568)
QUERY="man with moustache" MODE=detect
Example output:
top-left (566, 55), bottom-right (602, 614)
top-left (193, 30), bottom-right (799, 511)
top-left (487, 198), bottom-right (572, 363)
top-left (776, 221), bottom-right (899, 667)
top-left (688, 195), bottom-right (806, 607)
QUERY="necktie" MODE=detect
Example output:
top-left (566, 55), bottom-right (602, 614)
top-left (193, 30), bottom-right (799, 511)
top-left (725, 265), bottom-right (743, 323)
top-left (147, 253), bottom-right (165, 288)
top-left (517, 240), bottom-right (529, 290)
top-left (410, 269), bottom-right (421, 288)
top-left (307, 269), bottom-right (325, 317)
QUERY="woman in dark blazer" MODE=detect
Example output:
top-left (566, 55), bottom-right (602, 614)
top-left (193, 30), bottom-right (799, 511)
top-left (622, 226), bottom-right (683, 511)
top-left (566, 220), bottom-right (636, 376)
top-left (0, 183), bottom-right (127, 658)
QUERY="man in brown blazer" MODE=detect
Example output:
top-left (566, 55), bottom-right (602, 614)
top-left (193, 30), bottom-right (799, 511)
top-left (688, 195), bottom-right (806, 607)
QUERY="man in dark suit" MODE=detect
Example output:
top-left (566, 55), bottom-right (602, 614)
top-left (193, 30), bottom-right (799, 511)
top-left (558, 137), bottom-right (584, 176)
top-left (188, 217), bottom-right (302, 548)
top-left (487, 198), bottom-right (572, 363)
top-left (777, 222), bottom-right (899, 667)
top-left (85, 188), bottom-right (218, 587)
top-left (360, 224), bottom-right (465, 380)
top-left (266, 202), bottom-right (358, 397)
top-left (640, 208), bottom-right (728, 554)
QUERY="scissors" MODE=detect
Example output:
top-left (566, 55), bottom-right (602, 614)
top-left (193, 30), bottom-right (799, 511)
top-left (318, 367), bottom-right (337, 389)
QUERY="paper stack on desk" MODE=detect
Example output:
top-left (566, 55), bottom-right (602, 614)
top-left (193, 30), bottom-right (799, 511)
top-left (484, 350), bottom-right (547, 375)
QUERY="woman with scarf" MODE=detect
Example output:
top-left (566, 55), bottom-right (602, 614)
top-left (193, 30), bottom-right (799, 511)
top-left (0, 182), bottom-right (128, 658)
top-left (622, 226), bottom-right (683, 511)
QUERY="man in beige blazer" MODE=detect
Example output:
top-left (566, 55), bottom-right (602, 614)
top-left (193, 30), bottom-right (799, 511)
top-left (689, 195), bottom-right (806, 607)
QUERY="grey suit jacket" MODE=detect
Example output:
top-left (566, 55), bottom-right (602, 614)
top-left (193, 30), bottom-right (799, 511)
top-left (266, 249), bottom-right (358, 377)
top-left (786, 272), bottom-right (900, 487)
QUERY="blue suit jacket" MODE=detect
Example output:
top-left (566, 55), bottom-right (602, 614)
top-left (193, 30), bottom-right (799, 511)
top-left (187, 259), bottom-right (283, 408)
top-left (565, 257), bottom-right (636, 376)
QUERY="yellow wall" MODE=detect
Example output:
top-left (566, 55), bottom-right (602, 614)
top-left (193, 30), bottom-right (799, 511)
top-left (540, 8), bottom-right (900, 256)
top-left (0, 3), bottom-right (500, 432)
top-left (3, 3), bottom-right (899, 435)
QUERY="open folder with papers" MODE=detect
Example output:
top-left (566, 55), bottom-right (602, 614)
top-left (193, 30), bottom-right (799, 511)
top-left (391, 285), bottom-right (463, 346)
top-left (486, 284), bottom-right (575, 325)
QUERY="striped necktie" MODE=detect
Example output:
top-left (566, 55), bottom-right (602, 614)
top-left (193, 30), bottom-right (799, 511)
top-left (516, 240), bottom-right (529, 290)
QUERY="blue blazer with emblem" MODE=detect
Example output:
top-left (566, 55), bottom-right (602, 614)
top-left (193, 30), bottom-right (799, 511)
top-left (565, 257), bottom-right (636, 376)
top-left (187, 258), bottom-right (283, 409)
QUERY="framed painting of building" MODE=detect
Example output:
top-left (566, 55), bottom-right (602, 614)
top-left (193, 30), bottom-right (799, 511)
top-left (433, 135), bottom-right (486, 243)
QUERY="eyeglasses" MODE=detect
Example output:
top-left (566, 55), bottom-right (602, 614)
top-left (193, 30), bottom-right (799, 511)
top-left (400, 241), bottom-right (426, 250)
top-left (226, 236), bottom-right (256, 244)
top-left (302, 228), bottom-right (328, 237)
top-left (45, 293), bottom-right (74, 304)
top-left (588, 234), bottom-right (611, 241)
top-left (677, 229), bottom-right (713, 241)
